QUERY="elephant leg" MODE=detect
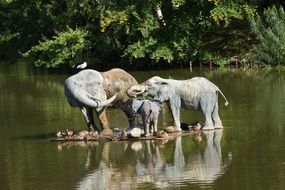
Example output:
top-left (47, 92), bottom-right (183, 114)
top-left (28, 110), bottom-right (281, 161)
top-left (142, 115), bottom-right (148, 136)
top-left (96, 107), bottom-right (111, 134)
top-left (202, 111), bottom-right (214, 130)
top-left (153, 116), bottom-right (158, 134)
top-left (122, 99), bottom-right (139, 129)
top-left (212, 102), bottom-right (223, 129)
top-left (149, 124), bottom-right (154, 133)
top-left (80, 107), bottom-right (98, 131)
top-left (200, 95), bottom-right (214, 130)
top-left (145, 121), bottom-right (151, 137)
top-left (169, 101), bottom-right (182, 131)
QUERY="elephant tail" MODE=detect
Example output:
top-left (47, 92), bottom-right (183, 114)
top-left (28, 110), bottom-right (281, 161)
top-left (217, 89), bottom-right (229, 106)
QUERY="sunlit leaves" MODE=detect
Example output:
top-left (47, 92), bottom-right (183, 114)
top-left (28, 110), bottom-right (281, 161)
top-left (23, 28), bottom-right (90, 68)
top-left (100, 9), bottom-right (129, 32)
top-left (124, 37), bottom-right (157, 59)
top-left (210, 1), bottom-right (256, 26)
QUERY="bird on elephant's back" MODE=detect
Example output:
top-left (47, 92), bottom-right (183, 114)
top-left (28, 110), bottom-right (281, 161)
top-left (64, 68), bottom-right (139, 135)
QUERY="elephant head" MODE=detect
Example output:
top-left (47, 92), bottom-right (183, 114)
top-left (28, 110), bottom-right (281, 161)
top-left (65, 70), bottom-right (116, 109)
top-left (127, 76), bottom-right (173, 102)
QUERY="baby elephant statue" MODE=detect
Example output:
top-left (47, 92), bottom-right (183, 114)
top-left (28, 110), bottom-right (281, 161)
top-left (128, 76), bottom-right (229, 131)
top-left (131, 99), bottom-right (162, 137)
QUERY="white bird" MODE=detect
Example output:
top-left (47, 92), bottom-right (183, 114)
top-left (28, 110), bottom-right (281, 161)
top-left (76, 62), bottom-right (87, 69)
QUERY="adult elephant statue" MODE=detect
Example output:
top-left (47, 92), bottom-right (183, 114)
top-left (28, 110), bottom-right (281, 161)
top-left (127, 76), bottom-right (228, 131)
top-left (64, 68), bottom-right (138, 133)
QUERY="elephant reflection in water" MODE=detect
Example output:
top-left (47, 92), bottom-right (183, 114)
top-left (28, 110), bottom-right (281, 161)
top-left (134, 130), bottom-right (231, 187)
top-left (75, 130), bottom-right (231, 189)
top-left (76, 142), bottom-right (139, 190)
top-left (185, 130), bottom-right (228, 182)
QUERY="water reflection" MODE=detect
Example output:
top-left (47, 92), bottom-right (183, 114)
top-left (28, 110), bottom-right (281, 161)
top-left (71, 130), bottom-right (231, 189)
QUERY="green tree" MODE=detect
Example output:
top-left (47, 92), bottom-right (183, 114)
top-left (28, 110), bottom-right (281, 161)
top-left (250, 5), bottom-right (285, 66)
top-left (1, 0), bottom-right (257, 68)
top-left (22, 28), bottom-right (90, 68)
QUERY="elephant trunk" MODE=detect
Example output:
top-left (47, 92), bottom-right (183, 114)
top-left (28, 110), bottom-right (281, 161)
top-left (74, 90), bottom-right (117, 108)
top-left (127, 85), bottom-right (147, 97)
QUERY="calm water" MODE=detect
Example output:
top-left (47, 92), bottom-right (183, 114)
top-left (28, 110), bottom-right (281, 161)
top-left (1, 63), bottom-right (285, 190)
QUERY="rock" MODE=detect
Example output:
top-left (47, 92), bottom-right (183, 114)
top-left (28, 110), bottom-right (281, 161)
top-left (156, 130), bottom-right (169, 138)
top-left (89, 131), bottom-right (98, 137)
top-left (165, 126), bottom-right (175, 133)
top-left (65, 135), bottom-right (75, 141)
top-left (113, 128), bottom-right (120, 132)
top-left (121, 131), bottom-right (128, 139)
top-left (66, 130), bottom-right (74, 137)
top-left (129, 127), bottom-right (143, 138)
top-left (72, 135), bottom-right (84, 141)
top-left (78, 130), bottom-right (89, 137)
top-left (56, 131), bottom-right (63, 138)
top-left (84, 134), bottom-right (93, 141)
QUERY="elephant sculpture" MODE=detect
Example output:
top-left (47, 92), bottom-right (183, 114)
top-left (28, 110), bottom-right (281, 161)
top-left (127, 76), bottom-right (229, 131)
top-left (64, 68), bottom-right (138, 133)
top-left (131, 99), bottom-right (162, 136)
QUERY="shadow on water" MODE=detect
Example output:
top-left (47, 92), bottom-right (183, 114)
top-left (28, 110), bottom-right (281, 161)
top-left (54, 130), bottom-right (231, 189)
top-left (13, 133), bottom-right (56, 141)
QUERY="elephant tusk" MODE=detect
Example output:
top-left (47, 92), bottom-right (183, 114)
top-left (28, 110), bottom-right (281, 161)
top-left (96, 93), bottom-right (117, 108)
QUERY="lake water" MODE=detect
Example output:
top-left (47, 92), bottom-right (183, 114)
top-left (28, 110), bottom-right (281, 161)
top-left (1, 63), bottom-right (285, 190)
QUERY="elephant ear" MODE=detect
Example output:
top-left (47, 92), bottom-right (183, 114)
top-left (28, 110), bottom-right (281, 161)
top-left (132, 99), bottom-right (144, 112)
top-left (68, 70), bottom-right (105, 107)
top-left (80, 70), bottom-right (104, 96)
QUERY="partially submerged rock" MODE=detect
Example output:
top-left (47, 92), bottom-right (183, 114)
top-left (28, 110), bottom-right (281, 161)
top-left (124, 127), bottom-right (144, 138)
top-left (165, 126), bottom-right (176, 133)
top-left (55, 130), bottom-right (99, 141)
top-left (156, 130), bottom-right (168, 138)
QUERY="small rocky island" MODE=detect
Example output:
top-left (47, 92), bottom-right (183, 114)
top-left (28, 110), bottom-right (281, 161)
top-left (50, 122), bottom-right (206, 142)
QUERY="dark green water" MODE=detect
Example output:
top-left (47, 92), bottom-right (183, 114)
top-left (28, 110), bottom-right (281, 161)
top-left (1, 63), bottom-right (285, 190)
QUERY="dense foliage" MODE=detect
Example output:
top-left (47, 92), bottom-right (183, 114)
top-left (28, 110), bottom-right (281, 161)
top-left (0, 0), bottom-right (283, 68)
top-left (250, 5), bottom-right (285, 66)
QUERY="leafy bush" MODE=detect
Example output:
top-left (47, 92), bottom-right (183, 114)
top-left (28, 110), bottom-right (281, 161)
top-left (250, 6), bottom-right (285, 66)
top-left (22, 28), bottom-right (90, 68)
top-left (215, 57), bottom-right (228, 67)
